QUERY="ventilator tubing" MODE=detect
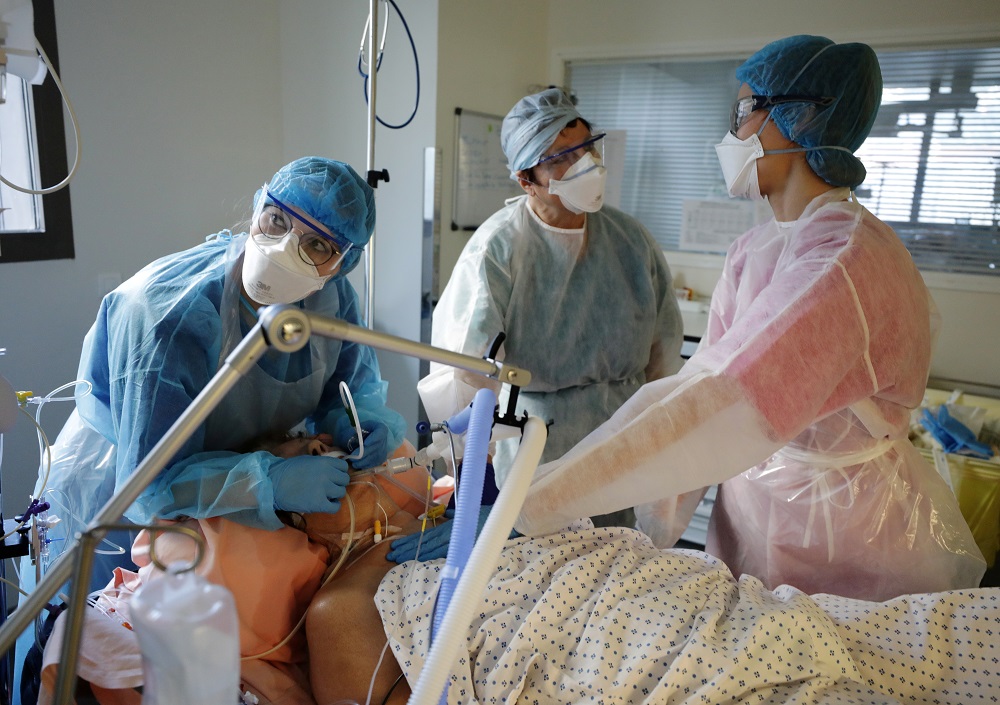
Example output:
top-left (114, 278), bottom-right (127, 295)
top-left (407, 414), bottom-right (546, 705)
top-left (430, 388), bottom-right (493, 647)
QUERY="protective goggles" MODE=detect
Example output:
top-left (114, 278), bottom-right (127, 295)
top-left (252, 188), bottom-right (353, 268)
top-left (534, 132), bottom-right (606, 171)
top-left (730, 94), bottom-right (835, 135)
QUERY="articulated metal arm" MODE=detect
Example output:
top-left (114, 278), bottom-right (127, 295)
top-left (290, 306), bottom-right (530, 387)
top-left (0, 305), bottom-right (530, 658)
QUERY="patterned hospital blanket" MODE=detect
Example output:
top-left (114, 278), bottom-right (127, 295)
top-left (376, 527), bottom-right (999, 704)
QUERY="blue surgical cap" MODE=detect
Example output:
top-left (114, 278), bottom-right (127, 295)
top-left (501, 88), bottom-right (587, 176)
top-left (736, 35), bottom-right (882, 189)
top-left (260, 157), bottom-right (375, 276)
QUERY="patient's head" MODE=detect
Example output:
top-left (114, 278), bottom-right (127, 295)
top-left (251, 431), bottom-right (335, 458)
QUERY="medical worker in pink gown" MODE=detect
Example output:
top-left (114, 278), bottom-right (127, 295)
top-left (515, 35), bottom-right (986, 601)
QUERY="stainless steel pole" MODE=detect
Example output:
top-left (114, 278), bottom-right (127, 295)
top-left (364, 0), bottom-right (380, 329)
top-left (0, 305), bottom-right (530, 656)
top-left (53, 523), bottom-right (205, 705)
top-left (0, 321), bottom-right (274, 654)
top-left (305, 310), bottom-right (531, 388)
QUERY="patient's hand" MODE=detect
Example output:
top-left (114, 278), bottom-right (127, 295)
top-left (385, 505), bottom-right (515, 563)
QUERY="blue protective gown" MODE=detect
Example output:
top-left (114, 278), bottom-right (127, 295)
top-left (77, 231), bottom-right (405, 528)
top-left (423, 197), bottom-right (683, 524)
top-left (16, 231), bottom-right (406, 703)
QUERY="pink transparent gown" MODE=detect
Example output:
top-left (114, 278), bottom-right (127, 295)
top-left (517, 189), bottom-right (985, 600)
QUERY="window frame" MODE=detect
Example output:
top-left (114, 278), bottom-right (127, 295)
top-left (0, 0), bottom-right (73, 264)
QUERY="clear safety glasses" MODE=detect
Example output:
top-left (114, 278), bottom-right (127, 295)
top-left (535, 132), bottom-right (606, 171)
top-left (252, 189), bottom-right (353, 268)
top-left (730, 94), bottom-right (835, 135)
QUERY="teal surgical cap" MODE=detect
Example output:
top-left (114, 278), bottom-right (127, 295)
top-left (259, 156), bottom-right (375, 275)
top-left (501, 88), bottom-right (587, 176)
top-left (736, 35), bottom-right (882, 189)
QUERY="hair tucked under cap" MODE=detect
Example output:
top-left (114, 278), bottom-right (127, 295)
top-left (501, 88), bottom-right (587, 177)
top-left (736, 35), bottom-right (882, 189)
top-left (258, 157), bottom-right (375, 276)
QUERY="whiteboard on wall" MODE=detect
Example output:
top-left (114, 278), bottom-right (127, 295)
top-left (452, 108), bottom-right (522, 231)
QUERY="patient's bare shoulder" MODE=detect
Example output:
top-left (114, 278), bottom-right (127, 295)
top-left (306, 530), bottom-right (412, 704)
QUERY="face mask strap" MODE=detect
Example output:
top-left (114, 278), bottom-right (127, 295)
top-left (763, 144), bottom-right (856, 156)
top-left (752, 112), bottom-right (855, 158)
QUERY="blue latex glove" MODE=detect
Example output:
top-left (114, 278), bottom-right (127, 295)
top-left (921, 406), bottom-right (993, 459)
top-left (334, 417), bottom-right (391, 470)
top-left (386, 505), bottom-right (519, 563)
top-left (268, 455), bottom-right (350, 514)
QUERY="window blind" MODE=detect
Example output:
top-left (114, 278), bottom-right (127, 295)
top-left (859, 46), bottom-right (1000, 276)
top-left (569, 45), bottom-right (1000, 276)
top-left (569, 58), bottom-right (741, 252)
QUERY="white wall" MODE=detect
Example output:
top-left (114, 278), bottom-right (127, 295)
top-left (543, 0), bottom-right (1000, 391)
top-left (1, 0), bottom-right (285, 520)
top-left (435, 0), bottom-right (551, 290)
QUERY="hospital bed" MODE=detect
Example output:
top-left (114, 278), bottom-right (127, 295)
top-left (4, 305), bottom-right (999, 704)
top-left (380, 524), bottom-right (1000, 704)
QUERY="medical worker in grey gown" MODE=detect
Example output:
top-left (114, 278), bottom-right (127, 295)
top-left (418, 89), bottom-right (684, 530)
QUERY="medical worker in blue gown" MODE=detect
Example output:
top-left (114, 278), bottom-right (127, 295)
top-left (401, 89), bottom-right (683, 552)
top-left (15, 157), bottom-right (405, 704)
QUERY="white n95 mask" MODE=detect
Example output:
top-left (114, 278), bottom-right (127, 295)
top-left (715, 131), bottom-right (765, 201)
top-left (242, 233), bottom-right (331, 305)
top-left (547, 152), bottom-right (608, 214)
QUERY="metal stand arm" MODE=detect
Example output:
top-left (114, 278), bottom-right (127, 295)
top-left (53, 523), bottom-right (204, 705)
top-left (0, 304), bottom-right (530, 658)
top-left (0, 318), bottom-right (273, 655)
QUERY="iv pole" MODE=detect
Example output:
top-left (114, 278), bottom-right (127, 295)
top-left (0, 306), bottom-right (532, 700)
top-left (363, 0), bottom-right (389, 329)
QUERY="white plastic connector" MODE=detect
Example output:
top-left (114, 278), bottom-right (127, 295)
top-left (413, 441), bottom-right (446, 468)
top-left (379, 457), bottom-right (414, 474)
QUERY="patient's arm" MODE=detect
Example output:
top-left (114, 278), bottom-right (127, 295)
top-left (306, 510), bottom-right (422, 705)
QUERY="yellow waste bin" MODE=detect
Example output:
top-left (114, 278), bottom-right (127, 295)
top-left (916, 388), bottom-right (1000, 568)
top-left (920, 448), bottom-right (1000, 568)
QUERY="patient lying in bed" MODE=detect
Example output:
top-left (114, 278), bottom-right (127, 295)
top-left (40, 436), bottom-right (1000, 705)
top-left (370, 526), bottom-right (1000, 704)
top-left (36, 435), bottom-right (433, 705)
top-left (310, 525), bottom-right (1000, 705)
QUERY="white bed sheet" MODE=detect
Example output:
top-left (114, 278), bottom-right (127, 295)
top-left (376, 527), bottom-right (999, 704)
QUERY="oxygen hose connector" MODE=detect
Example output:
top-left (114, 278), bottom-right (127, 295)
top-left (379, 456), bottom-right (415, 474)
